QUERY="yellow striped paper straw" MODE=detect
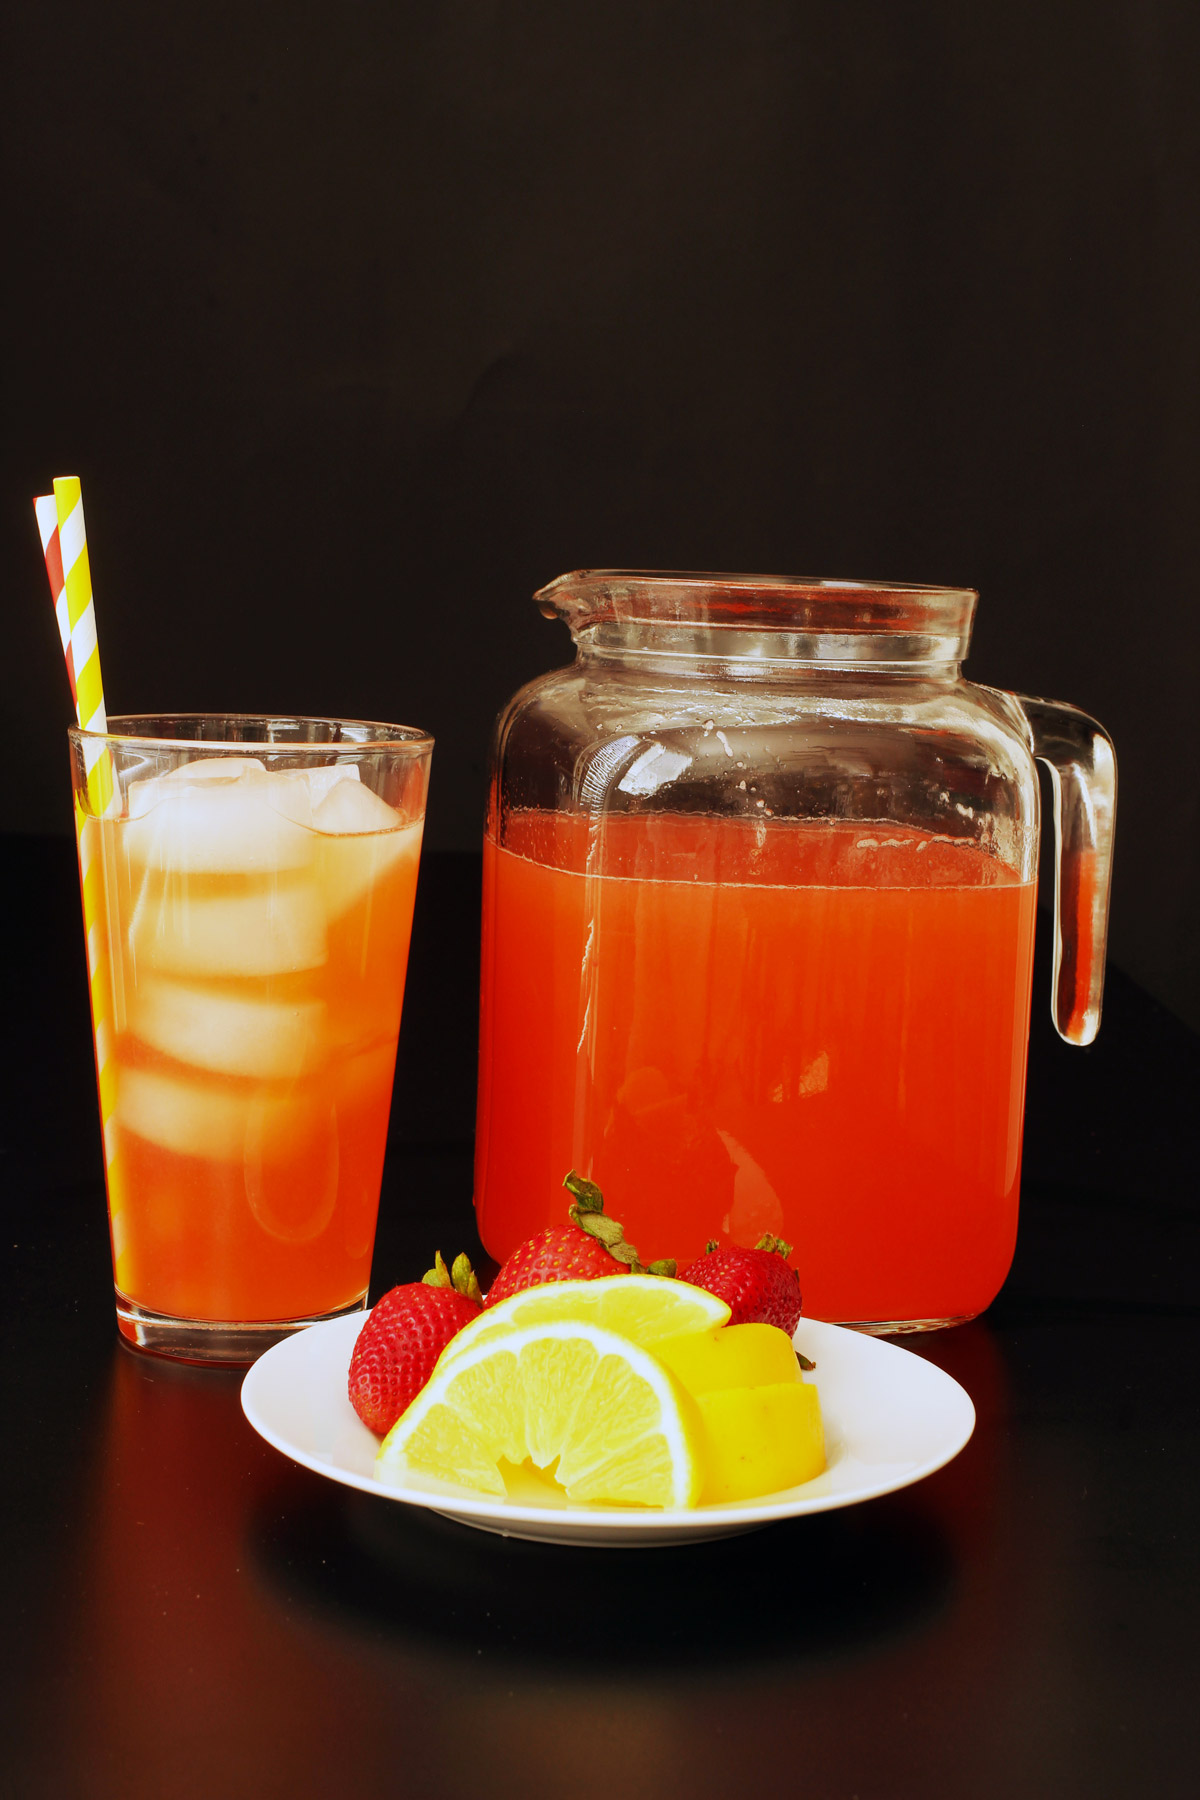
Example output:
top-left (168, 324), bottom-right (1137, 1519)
top-left (54, 475), bottom-right (115, 814)
top-left (34, 476), bottom-right (127, 1286)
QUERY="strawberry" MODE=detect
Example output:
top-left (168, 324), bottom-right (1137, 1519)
top-left (678, 1235), bottom-right (804, 1338)
top-left (484, 1171), bottom-right (676, 1309)
top-left (348, 1251), bottom-right (482, 1436)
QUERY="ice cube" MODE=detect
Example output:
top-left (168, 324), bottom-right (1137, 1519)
top-left (318, 818), bottom-right (422, 920)
top-left (116, 1063), bottom-right (338, 1193)
top-left (127, 758), bottom-right (265, 820)
top-left (304, 763), bottom-right (361, 806)
top-left (127, 872), bottom-right (327, 976)
top-left (127, 979), bottom-right (327, 1080)
top-left (116, 1063), bottom-right (250, 1160)
top-left (163, 756), bottom-right (268, 782)
top-left (256, 769), bottom-right (317, 830)
top-left (308, 779), bottom-right (417, 917)
top-left (312, 777), bottom-right (399, 835)
top-left (122, 775), bottom-right (314, 875)
top-left (254, 764), bottom-right (361, 831)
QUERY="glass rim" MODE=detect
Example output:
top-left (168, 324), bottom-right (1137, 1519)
top-left (68, 712), bottom-right (434, 754)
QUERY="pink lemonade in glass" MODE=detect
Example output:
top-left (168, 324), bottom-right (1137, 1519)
top-left (72, 718), bottom-right (430, 1360)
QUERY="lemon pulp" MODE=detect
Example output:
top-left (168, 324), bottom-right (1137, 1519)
top-left (378, 1320), bottom-right (702, 1509)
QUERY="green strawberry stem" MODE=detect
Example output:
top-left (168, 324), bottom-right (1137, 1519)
top-left (563, 1171), bottom-right (605, 1214)
top-left (704, 1233), bottom-right (795, 1263)
top-left (562, 1170), bottom-right (677, 1280)
top-left (422, 1250), bottom-right (483, 1305)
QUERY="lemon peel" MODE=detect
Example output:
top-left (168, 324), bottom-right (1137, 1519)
top-left (437, 1273), bottom-right (731, 1373)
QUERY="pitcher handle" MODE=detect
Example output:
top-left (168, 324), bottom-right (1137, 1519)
top-left (1015, 695), bottom-right (1117, 1047)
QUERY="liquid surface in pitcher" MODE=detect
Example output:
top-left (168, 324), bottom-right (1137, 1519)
top-left (475, 809), bottom-right (1037, 1325)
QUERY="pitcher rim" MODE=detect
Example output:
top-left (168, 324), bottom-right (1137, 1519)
top-left (535, 570), bottom-right (978, 663)
top-left (538, 569), bottom-right (977, 601)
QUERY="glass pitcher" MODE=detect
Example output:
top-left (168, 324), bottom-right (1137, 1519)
top-left (474, 572), bottom-right (1116, 1332)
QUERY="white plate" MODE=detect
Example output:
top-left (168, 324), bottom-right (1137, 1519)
top-left (241, 1313), bottom-right (975, 1547)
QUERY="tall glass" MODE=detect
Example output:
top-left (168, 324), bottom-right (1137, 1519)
top-left (70, 715), bottom-right (432, 1363)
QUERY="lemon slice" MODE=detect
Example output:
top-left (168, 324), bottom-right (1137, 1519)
top-left (377, 1321), bottom-right (702, 1509)
top-left (437, 1274), bottom-right (732, 1372)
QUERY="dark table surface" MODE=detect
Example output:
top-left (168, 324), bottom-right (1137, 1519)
top-left (3, 835), bottom-right (1198, 1800)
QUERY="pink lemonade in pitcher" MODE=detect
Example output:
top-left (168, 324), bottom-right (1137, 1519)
top-left (474, 571), bottom-right (1115, 1332)
top-left (475, 809), bottom-right (1038, 1326)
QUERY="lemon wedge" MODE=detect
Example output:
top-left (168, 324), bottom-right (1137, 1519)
top-left (436, 1274), bottom-right (731, 1372)
top-left (377, 1321), bottom-right (702, 1508)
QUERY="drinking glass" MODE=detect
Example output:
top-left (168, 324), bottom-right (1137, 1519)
top-left (69, 714), bottom-right (432, 1363)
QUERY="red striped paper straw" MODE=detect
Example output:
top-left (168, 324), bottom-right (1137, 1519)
top-left (34, 476), bottom-right (126, 1282)
top-left (34, 493), bottom-right (75, 704)
top-left (37, 476), bottom-right (114, 814)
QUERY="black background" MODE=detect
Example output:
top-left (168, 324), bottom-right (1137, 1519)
top-left (3, 15), bottom-right (1199, 1789)
top-left (3, 1), bottom-right (1198, 1027)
